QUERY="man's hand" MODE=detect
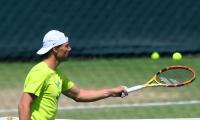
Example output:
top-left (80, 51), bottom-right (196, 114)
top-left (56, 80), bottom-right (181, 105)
top-left (109, 85), bottom-right (128, 97)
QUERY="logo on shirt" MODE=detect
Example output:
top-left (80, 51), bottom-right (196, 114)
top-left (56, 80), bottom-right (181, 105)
top-left (54, 80), bottom-right (61, 89)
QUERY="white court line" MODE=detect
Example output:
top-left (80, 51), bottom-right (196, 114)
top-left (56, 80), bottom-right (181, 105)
top-left (0, 100), bottom-right (200, 113)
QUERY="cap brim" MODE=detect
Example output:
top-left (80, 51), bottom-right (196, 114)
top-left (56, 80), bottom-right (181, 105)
top-left (36, 47), bottom-right (52, 55)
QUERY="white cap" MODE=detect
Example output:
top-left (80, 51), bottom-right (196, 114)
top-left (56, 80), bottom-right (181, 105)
top-left (37, 30), bottom-right (69, 55)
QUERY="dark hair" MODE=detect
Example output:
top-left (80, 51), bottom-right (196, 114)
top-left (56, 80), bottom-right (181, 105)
top-left (40, 50), bottom-right (52, 59)
top-left (40, 45), bottom-right (62, 59)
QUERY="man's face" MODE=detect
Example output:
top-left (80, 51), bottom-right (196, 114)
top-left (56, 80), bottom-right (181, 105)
top-left (54, 43), bottom-right (71, 61)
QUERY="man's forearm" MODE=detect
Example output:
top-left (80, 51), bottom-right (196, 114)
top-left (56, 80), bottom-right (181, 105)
top-left (18, 103), bottom-right (31, 120)
top-left (74, 89), bottom-right (111, 102)
top-left (18, 93), bottom-right (35, 120)
top-left (74, 86), bottom-right (126, 102)
top-left (64, 85), bottom-right (127, 102)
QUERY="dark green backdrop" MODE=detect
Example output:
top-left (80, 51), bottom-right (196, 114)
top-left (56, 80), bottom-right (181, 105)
top-left (0, 0), bottom-right (200, 59)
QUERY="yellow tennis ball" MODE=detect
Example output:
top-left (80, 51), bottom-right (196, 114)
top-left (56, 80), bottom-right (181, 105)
top-left (151, 52), bottom-right (160, 59)
top-left (172, 52), bottom-right (182, 60)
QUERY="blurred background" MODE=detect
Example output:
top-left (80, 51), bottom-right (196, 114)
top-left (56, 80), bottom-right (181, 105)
top-left (0, 0), bottom-right (200, 119)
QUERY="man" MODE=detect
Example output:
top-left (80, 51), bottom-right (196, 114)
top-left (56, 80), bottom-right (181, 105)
top-left (18, 30), bottom-right (128, 120)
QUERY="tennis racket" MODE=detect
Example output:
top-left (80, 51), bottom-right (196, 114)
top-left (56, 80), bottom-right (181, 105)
top-left (121, 66), bottom-right (196, 97)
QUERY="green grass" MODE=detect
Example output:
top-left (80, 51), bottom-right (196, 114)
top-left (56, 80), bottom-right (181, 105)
top-left (1, 57), bottom-right (199, 89)
top-left (0, 56), bottom-right (200, 118)
top-left (0, 62), bottom-right (34, 89)
top-left (59, 57), bottom-right (200, 88)
top-left (57, 104), bottom-right (200, 119)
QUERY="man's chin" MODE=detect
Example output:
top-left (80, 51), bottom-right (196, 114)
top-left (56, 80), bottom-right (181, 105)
top-left (58, 56), bottom-right (69, 61)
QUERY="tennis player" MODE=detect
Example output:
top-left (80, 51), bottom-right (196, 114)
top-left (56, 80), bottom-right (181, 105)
top-left (18, 30), bottom-right (128, 120)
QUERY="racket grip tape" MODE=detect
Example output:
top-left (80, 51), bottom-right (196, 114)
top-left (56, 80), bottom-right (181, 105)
top-left (121, 85), bottom-right (145, 97)
top-left (127, 85), bottom-right (145, 92)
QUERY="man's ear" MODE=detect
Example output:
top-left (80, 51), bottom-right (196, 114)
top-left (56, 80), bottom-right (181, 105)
top-left (52, 47), bottom-right (58, 53)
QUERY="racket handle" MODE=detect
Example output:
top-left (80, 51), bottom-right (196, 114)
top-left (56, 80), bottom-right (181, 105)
top-left (121, 85), bottom-right (145, 98)
top-left (127, 85), bottom-right (145, 93)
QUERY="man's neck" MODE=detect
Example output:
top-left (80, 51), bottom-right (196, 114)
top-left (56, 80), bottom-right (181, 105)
top-left (43, 56), bottom-right (59, 70)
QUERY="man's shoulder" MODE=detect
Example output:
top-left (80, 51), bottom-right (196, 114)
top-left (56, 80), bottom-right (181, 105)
top-left (33, 61), bottom-right (47, 68)
top-left (25, 62), bottom-right (52, 83)
top-left (29, 62), bottom-right (50, 74)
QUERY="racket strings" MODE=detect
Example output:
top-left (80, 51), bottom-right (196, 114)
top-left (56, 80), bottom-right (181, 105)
top-left (157, 69), bottom-right (193, 84)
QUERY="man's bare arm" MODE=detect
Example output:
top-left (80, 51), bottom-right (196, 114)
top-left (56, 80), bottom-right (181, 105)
top-left (63, 85), bottom-right (127, 102)
top-left (18, 92), bottom-right (36, 120)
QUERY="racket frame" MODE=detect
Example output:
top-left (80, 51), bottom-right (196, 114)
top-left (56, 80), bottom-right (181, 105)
top-left (122, 66), bottom-right (196, 97)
